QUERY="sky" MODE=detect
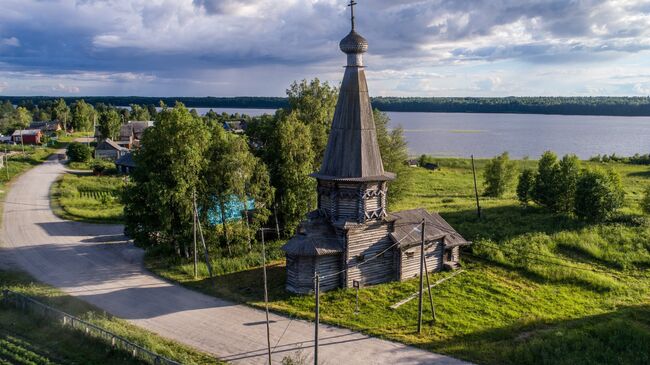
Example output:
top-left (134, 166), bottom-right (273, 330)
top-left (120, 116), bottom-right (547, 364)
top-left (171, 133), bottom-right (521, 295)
top-left (1, 0), bottom-right (650, 97)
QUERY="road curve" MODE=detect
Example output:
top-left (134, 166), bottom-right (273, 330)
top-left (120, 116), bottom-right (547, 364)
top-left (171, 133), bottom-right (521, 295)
top-left (1, 156), bottom-right (471, 365)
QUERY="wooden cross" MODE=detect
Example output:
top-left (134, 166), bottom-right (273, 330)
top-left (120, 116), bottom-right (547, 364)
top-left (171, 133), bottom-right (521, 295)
top-left (348, 0), bottom-right (357, 30)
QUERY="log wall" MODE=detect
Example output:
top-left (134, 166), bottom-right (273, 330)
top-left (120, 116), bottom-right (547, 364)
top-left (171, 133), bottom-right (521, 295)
top-left (345, 222), bottom-right (396, 287)
top-left (399, 239), bottom-right (444, 280)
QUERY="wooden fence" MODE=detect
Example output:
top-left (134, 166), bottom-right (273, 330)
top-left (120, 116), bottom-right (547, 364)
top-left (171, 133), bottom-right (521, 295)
top-left (1, 289), bottom-right (182, 365)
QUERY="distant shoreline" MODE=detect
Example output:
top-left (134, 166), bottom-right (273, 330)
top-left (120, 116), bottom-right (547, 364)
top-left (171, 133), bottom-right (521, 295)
top-left (5, 95), bottom-right (650, 117)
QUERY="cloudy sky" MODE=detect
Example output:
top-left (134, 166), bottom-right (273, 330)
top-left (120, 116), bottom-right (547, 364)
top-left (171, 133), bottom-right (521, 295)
top-left (1, 0), bottom-right (650, 97)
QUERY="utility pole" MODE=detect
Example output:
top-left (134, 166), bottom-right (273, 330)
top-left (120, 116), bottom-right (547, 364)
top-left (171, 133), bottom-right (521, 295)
top-left (417, 219), bottom-right (425, 334)
top-left (314, 274), bottom-right (320, 365)
top-left (193, 190), bottom-right (198, 279)
top-left (193, 197), bottom-right (214, 277)
top-left (422, 247), bottom-right (436, 323)
top-left (261, 229), bottom-right (272, 365)
top-left (471, 155), bottom-right (482, 219)
top-left (4, 146), bottom-right (8, 181)
top-left (274, 202), bottom-right (280, 237)
top-left (20, 129), bottom-right (24, 155)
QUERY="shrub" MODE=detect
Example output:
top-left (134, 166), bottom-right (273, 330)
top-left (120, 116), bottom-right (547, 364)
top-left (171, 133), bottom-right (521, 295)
top-left (517, 169), bottom-right (536, 206)
top-left (575, 168), bottom-right (625, 221)
top-left (533, 151), bottom-right (561, 210)
top-left (556, 154), bottom-right (581, 214)
top-left (483, 152), bottom-right (517, 197)
top-left (66, 142), bottom-right (92, 162)
top-left (91, 159), bottom-right (113, 176)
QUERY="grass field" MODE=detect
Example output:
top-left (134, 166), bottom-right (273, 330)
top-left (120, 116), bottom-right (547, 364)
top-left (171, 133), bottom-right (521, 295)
top-left (146, 158), bottom-right (650, 365)
top-left (51, 173), bottom-right (125, 223)
top-left (0, 270), bottom-right (221, 365)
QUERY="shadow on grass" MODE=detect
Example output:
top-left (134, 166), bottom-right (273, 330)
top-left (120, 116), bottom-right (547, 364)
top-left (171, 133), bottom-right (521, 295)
top-left (441, 205), bottom-right (593, 242)
top-left (180, 263), bottom-right (294, 304)
top-left (428, 304), bottom-right (650, 365)
top-left (627, 169), bottom-right (650, 178)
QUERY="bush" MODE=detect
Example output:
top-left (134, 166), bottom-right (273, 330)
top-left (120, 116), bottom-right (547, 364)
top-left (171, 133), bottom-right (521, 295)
top-left (517, 169), bottom-right (536, 206)
top-left (533, 151), bottom-right (561, 210)
top-left (66, 142), bottom-right (92, 162)
top-left (575, 168), bottom-right (625, 221)
top-left (91, 159), bottom-right (114, 176)
top-left (556, 154), bottom-right (581, 214)
top-left (483, 152), bottom-right (517, 197)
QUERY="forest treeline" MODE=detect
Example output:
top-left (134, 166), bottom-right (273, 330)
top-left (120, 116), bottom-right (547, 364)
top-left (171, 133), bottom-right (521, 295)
top-left (5, 96), bottom-right (650, 116)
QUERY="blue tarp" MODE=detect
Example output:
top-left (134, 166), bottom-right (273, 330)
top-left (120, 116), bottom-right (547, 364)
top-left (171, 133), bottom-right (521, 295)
top-left (205, 195), bottom-right (254, 226)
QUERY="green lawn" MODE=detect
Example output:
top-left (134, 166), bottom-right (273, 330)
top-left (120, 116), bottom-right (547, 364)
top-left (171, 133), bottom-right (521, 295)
top-left (146, 158), bottom-right (650, 365)
top-left (51, 172), bottom-right (125, 224)
top-left (0, 270), bottom-right (221, 365)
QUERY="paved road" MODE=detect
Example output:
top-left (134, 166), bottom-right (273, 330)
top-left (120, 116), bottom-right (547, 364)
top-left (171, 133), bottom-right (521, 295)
top-left (0, 156), bottom-right (471, 365)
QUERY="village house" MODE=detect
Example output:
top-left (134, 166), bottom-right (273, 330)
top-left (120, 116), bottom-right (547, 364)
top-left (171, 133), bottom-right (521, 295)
top-left (223, 120), bottom-right (247, 134)
top-left (28, 121), bottom-right (61, 137)
top-left (119, 121), bottom-right (153, 149)
top-left (281, 12), bottom-right (469, 294)
top-left (11, 129), bottom-right (42, 145)
top-left (95, 138), bottom-right (128, 161)
top-left (115, 152), bottom-right (136, 174)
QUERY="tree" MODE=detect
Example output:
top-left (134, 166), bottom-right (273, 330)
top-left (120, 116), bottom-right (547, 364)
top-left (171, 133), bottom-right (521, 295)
top-left (123, 104), bottom-right (209, 256)
top-left (71, 100), bottom-right (96, 132)
top-left (52, 98), bottom-right (71, 131)
top-left (13, 107), bottom-right (32, 129)
top-left (270, 112), bottom-right (315, 235)
top-left (575, 168), bottom-right (624, 221)
top-left (533, 151), bottom-right (561, 210)
top-left (286, 78), bottom-right (338, 166)
top-left (97, 109), bottom-right (122, 140)
top-left (373, 109), bottom-right (411, 206)
top-left (0, 101), bottom-right (13, 118)
top-left (556, 154), bottom-right (581, 214)
top-left (202, 126), bottom-right (273, 252)
top-left (483, 152), bottom-right (517, 197)
top-left (130, 104), bottom-right (151, 121)
top-left (66, 142), bottom-right (92, 162)
top-left (517, 169), bottom-right (536, 207)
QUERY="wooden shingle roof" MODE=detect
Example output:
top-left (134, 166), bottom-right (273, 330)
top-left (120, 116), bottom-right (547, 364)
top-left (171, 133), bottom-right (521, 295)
top-left (313, 35), bottom-right (394, 183)
top-left (389, 208), bottom-right (469, 249)
top-left (281, 212), bottom-right (345, 256)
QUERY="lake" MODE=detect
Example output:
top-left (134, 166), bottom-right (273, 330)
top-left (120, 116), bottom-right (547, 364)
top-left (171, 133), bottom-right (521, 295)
top-left (180, 107), bottom-right (650, 159)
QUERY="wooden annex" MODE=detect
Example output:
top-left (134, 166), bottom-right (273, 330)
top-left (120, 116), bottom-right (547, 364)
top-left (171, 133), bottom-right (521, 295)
top-left (281, 12), bottom-right (470, 294)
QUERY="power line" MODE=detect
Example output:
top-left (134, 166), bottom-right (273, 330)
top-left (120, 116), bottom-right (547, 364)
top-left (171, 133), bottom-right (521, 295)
top-left (316, 224), bottom-right (421, 280)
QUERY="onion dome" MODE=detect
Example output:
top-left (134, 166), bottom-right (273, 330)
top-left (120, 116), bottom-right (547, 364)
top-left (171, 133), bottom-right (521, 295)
top-left (340, 30), bottom-right (368, 54)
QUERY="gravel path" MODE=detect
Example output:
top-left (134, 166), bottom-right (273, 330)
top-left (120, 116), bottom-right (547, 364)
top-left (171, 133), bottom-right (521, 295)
top-left (0, 156), bottom-right (471, 365)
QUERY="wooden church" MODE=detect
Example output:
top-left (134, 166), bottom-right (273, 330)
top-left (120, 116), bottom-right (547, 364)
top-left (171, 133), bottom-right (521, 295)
top-left (281, 4), bottom-right (470, 294)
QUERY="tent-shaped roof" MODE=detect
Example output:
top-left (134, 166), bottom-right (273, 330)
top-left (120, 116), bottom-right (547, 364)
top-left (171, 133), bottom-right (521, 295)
top-left (312, 27), bottom-right (394, 183)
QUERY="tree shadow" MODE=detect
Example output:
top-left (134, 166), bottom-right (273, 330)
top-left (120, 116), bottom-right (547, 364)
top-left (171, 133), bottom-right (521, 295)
top-left (426, 304), bottom-right (650, 365)
top-left (440, 205), bottom-right (591, 243)
top-left (188, 262), bottom-right (294, 303)
top-left (627, 169), bottom-right (650, 178)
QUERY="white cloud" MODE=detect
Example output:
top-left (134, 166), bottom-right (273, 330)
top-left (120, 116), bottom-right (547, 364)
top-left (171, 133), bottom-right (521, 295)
top-left (52, 83), bottom-right (80, 93)
top-left (0, 81), bottom-right (8, 92)
top-left (0, 37), bottom-right (20, 47)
